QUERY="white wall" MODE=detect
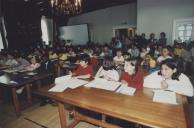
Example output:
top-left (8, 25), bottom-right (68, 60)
top-left (137, 0), bottom-right (194, 45)
top-left (68, 3), bottom-right (137, 44)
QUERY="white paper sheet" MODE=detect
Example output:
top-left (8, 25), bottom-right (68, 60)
top-left (66, 78), bottom-right (89, 89)
top-left (153, 90), bottom-right (177, 105)
top-left (84, 77), bottom-right (121, 91)
top-left (49, 76), bottom-right (88, 92)
top-left (3, 69), bottom-right (17, 73)
top-left (116, 85), bottom-right (136, 96)
top-left (9, 80), bottom-right (18, 84)
top-left (48, 84), bottom-right (69, 92)
top-left (54, 75), bottom-right (72, 84)
top-left (26, 72), bottom-right (37, 76)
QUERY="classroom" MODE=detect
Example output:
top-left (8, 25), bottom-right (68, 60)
top-left (0, 0), bottom-right (194, 128)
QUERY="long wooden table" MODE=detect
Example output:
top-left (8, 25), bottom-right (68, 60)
top-left (34, 84), bottom-right (192, 128)
top-left (0, 71), bottom-right (52, 116)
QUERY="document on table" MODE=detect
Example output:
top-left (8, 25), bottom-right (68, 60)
top-left (26, 72), bottom-right (37, 76)
top-left (67, 78), bottom-right (89, 89)
top-left (48, 83), bottom-right (69, 92)
top-left (49, 75), bottom-right (88, 92)
top-left (9, 80), bottom-right (18, 84)
top-left (153, 90), bottom-right (177, 105)
top-left (116, 85), bottom-right (136, 96)
top-left (84, 77), bottom-right (121, 91)
top-left (54, 75), bottom-right (72, 84)
top-left (3, 69), bottom-right (17, 73)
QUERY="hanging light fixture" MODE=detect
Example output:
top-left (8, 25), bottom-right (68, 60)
top-left (50, 0), bottom-right (82, 15)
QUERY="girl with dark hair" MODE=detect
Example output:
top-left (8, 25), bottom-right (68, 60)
top-left (95, 56), bottom-right (119, 81)
top-left (144, 58), bottom-right (193, 97)
top-left (120, 58), bottom-right (144, 90)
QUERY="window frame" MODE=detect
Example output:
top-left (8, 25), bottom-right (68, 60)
top-left (173, 18), bottom-right (194, 43)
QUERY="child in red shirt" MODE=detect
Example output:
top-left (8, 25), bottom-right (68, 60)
top-left (73, 54), bottom-right (93, 79)
top-left (120, 58), bottom-right (143, 90)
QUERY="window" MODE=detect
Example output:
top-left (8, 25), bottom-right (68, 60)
top-left (41, 16), bottom-right (49, 45)
top-left (173, 19), bottom-right (194, 43)
top-left (177, 24), bottom-right (192, 42)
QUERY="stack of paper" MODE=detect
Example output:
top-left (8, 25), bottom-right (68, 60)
top-left (49, 75), bottom-right (88, 92)
top-left (116, 85), bottom-right (136, 96)
top-left (84, 77), bottom-right (121, 91)
top-left (153, 90), bottom-right (177, 105)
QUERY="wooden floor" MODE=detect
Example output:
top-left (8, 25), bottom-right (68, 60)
top-left (0, 102), bottom-right (98, 128)
top-left (0, 98), bottom-right (194, 128)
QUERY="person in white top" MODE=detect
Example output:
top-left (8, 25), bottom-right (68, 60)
top-left (95, 56), bottom-right (119, 81)
top-left (16, 56), bottom-right (41, 94)
top-left (144, 58), bottom-right (194, 97)
top-left (25, 56), bottom-right (41, 71)
top-left (140, 46), bottom-right (149, 59)
top-left (5, 53), bottom-right (18, 66)
top-left (113, 49), bottom-right (124, 67)
top-left (157, 46), bottom-right (172, 63)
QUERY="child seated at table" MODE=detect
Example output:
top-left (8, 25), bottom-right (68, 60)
top-left (48, 49), bottom-right (58, 60)
top-left (120, 58), bottom-right (144, 90)
top-left (157, 46), bottom-right (172, 64)
top-left (5, 52), bottom-right (18, 66)
top-left (95, 56), bottom-right (119, 81)
top-left (25, 56), bottom-right (41, 71)
top-left (144, 58), bottom-right (194, 97)
top-left (14, 54), bottom-right (30, 71)
top-left (69, 54), bottom-right (101, 119)
top-left (113, 49), bottom-right (124, 67)
top-left (16, 56), bottom-right (41, 94)
top-left (141, 54), bottom-right (157, 72)
top-left (107, 59), bottom-right (143, 127)
top-left (71, 53), bottom-right (93, 79)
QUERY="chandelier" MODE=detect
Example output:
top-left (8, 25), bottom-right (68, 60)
top-left (50, 0), bottom-right (82, 15)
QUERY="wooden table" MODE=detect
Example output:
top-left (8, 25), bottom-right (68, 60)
top-left (0, 65), bottom-right (10, 70)
top-left (0, 71), bottom-right (52, 116)
top-left (34, 85), bottom-right (192, 128)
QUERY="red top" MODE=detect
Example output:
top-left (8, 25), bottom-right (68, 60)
top-left (120, 72), bottom-right (143, 90)
top-left (91, 57), bottom-right (99, 67)
top-left (74, 65), bottom-right (93, 77)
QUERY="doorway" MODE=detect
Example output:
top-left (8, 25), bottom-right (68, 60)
top-left (113, 26), bottom-right (136, 39)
